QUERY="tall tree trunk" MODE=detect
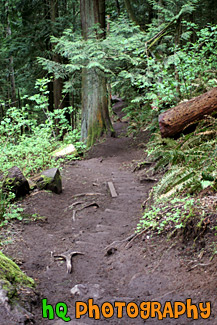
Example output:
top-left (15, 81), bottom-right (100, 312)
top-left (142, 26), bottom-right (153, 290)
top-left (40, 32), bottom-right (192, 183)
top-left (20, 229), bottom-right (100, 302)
top-left (50, 0), bottom-right (70, 138)
top-left (5, 0), bottom-right (16, 106)
top-left (50, 0), bottom-right (63, 112)
top-left (174, 16), bottom-right (182, 101)
top-left (208, 0), bottom-right (217, 24)
top-left (80, 0), bottom-right (113, 146)
top-left (115, 0), bottom-right (120, 16)
top-left (147, 3), bottom-right (154, 25)
top-left (43, 0), bottom-right (54, 112)
top-left (124, 0), bottom-right (140, 27)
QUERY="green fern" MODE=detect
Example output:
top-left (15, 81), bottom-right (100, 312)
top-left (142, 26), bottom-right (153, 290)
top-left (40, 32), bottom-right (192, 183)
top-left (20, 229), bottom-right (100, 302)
top-left (146, 117), bottom-right (217, 198)
top-left (153, 167), bottom-right (197, 198)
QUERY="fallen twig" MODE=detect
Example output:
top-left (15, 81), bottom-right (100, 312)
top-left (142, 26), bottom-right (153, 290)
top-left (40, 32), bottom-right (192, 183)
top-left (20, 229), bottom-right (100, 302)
top-left (125, 226), bottom-right (152, 249)
top-left (104, 233), bottom-right (135, 251)
top-left (72, 210), bottom-right (76, 222)
top-left (187, 262), bottom-right (212, 272)
top-left (108, 182), bottom-right (118, 198)
top-left (142, 188), bottom-right (153, 209)
top-left (72, 201), bottom-right (99, 222)
top-left (72, 192), bottom-right (103, 198)
top-left (141, 197), bottom-right (149, 209)
top-left (133, 161), bottom-right (152, 172)
top-left (53, 251), bottom-right (84, 273)
top-left (140, 177), bottom-right (158, 183)
top-left (68, 201), bottom-right (83, 209)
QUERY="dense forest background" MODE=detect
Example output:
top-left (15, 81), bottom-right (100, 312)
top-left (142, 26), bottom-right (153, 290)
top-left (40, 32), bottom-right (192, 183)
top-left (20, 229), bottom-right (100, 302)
top-left (1, 0), bottom-right (217, 138)
top-left (1, 0), bottom-right (217, 231)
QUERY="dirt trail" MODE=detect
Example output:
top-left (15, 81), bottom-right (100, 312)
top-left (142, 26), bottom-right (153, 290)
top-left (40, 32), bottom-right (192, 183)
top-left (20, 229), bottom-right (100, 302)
top-left (2, 106), bottom-right (216, 324)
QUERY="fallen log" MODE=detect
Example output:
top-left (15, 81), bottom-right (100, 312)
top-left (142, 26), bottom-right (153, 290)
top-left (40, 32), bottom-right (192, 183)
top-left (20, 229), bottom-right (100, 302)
top-left (158, 87), bottom-right (217, 138)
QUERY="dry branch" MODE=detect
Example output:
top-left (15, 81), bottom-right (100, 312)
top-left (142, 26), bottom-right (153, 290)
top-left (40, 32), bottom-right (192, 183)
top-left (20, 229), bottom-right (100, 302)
top-left (72, 192), bottom-right (103, 198)
top-left (104, 233), bottom-right (135, 252)
top-left (72, 201), bottom-right (99, 222)
top-left (53, 251), bottom-right (84, 273)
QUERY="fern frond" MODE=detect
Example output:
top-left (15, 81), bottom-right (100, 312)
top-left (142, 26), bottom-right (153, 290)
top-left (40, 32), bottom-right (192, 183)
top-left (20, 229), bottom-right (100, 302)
top-left (155, 167), bottom-right (191, 195)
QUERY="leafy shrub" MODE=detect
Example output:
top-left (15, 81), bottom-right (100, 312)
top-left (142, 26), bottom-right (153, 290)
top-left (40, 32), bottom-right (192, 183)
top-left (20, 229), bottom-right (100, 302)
top-left (137, 196), bottom-right (199, 234)
top-left (0, 79), bottom-right (86, 227)
top-left (0, 190), bottom-right (24, 227)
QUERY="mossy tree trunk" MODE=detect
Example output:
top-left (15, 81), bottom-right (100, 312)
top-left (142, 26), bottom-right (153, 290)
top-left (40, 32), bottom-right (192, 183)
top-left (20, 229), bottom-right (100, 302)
top-left (80, 0), bottom-right (113, 147)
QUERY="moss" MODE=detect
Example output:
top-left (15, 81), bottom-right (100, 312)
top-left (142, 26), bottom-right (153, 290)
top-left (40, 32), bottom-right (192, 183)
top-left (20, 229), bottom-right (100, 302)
top-left (86, 119), bottom-right (115, 148)
top-left (0, 251), bottom-right (34, 290)
top-left (5, 177), bottom-right (16, 185)
top-left (36, 175), bottom-right (53, 190)
top-left (36, 170), bottom-right (62, 194)
top-left (41, 175), bottom-right (52, 185)
top-left (87, 121), bottom-right (103, 147)
top-left (40, 173), bottom-right (61, 186)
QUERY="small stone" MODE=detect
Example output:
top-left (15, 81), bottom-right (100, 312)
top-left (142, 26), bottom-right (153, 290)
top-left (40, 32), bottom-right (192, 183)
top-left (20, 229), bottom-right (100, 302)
top-left (70, 284), bottom-right (88, 297)
top-left (36, 168), bottom-right (62, 194)
top-left (70, 283), bottom-right (104, 300)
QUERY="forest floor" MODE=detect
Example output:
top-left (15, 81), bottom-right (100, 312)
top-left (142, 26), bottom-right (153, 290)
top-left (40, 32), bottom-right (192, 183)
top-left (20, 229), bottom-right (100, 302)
top-left (1, 102), bottom-right (217, 324)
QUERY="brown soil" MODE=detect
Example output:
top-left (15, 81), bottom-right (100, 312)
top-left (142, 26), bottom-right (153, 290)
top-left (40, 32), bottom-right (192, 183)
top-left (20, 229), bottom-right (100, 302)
top-left (1, 104), bottom-right (216, 324)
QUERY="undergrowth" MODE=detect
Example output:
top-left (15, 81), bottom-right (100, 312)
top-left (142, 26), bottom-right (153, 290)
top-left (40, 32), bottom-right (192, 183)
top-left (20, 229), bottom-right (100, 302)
top-left (137, 196), bottom-right (207, 236)
top-left (147, 116), bottom-right (217, 198)
top-left (137, 116), bottom-right (217, 241)
top-left (0, 79), bottom-right (86, 227)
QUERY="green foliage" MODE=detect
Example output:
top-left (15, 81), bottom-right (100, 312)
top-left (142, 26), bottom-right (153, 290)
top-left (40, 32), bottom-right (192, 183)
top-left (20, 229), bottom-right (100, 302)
top-left (146, 117), bottom-right (217, 198)
top-left (0, 78), bottom-right (86, 228)
top-left (0, 107), bottom-right (56, 175)
top-left (136, 195), bottom-right (210, 241)
top-left (137, 114), bottom-right (217, 236)
top-left (38, 10), bottom-right (217, 133)
top-left (0, 0), bottom-right (81, 104)
top-left (0, 190), bottom-right (24, 227)
top-left (137, 196), bottom-right (199, 234)
top-left (63, 129), bottom-right (86, 155)
top-left (0, 78), bottom-right (85, 175)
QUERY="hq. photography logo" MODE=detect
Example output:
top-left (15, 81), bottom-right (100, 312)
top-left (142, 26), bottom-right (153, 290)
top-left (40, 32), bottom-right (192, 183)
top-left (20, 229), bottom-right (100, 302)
top-left (42, 298), bottom-right (211, 322)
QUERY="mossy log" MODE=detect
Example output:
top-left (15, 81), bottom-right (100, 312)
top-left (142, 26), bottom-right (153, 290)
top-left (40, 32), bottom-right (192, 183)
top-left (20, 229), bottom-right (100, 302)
top-left (158, 87), bottom-right (217, 138)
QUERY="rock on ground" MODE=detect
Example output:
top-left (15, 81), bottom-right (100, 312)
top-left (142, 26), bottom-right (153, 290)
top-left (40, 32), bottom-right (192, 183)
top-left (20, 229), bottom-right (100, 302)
top-left (36, 168), bottom-right (62, 194)
top-left (2, 166), bottom-right (29, 198)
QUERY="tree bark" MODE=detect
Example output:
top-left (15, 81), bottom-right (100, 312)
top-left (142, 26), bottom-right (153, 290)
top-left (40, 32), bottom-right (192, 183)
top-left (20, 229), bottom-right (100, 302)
top-left (124, 0), bottom-right (140, 27)
top-left (50, 0), bottom-right (72, 138)
top-left (115, 0), bottom-right (120, 16)
top-left (50, 0), bottom-right (63, 112)
top-left (159, 87), bottom-right (217, 138)
top-left (5, 0), bottom-right (16, 106)
top-left (80, 0), bottom-right (113, 146)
